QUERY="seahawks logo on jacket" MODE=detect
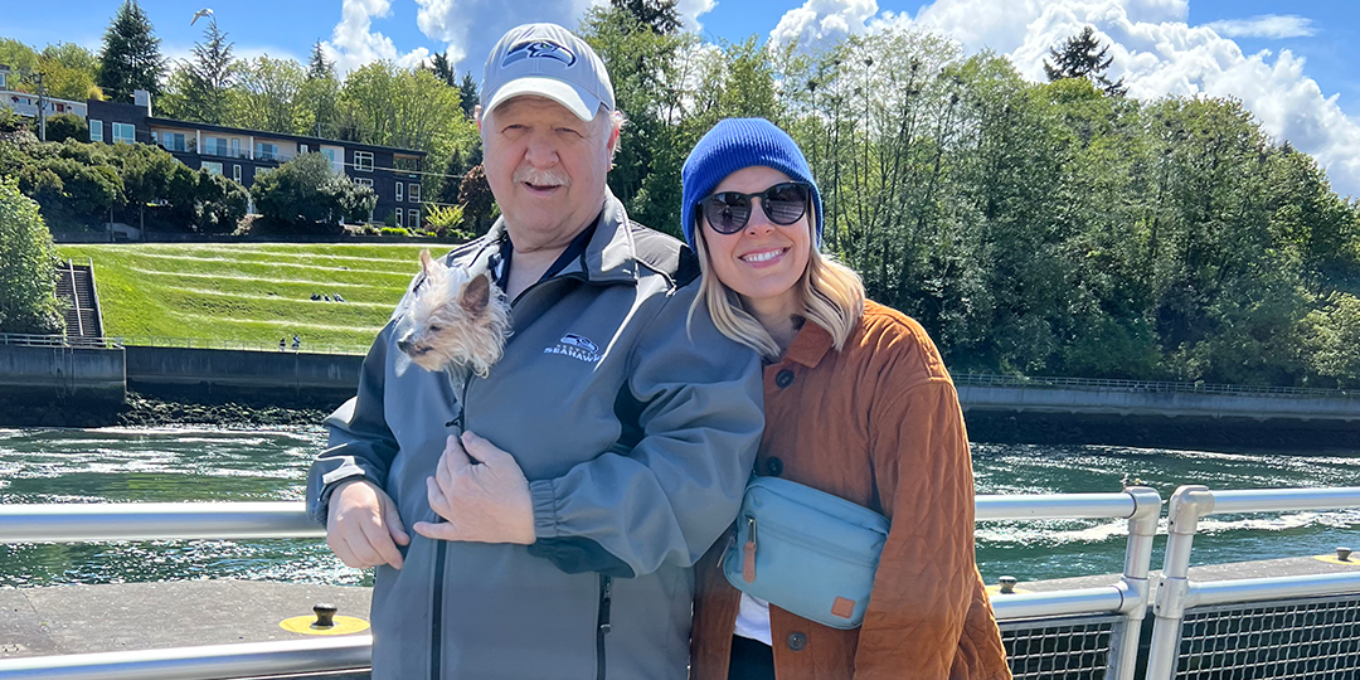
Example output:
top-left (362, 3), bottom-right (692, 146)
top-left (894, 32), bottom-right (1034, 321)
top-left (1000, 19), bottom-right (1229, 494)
top-left (545, 333), bottom-right (601, 363)
top-left (503, 40), bottom-right (577, 67)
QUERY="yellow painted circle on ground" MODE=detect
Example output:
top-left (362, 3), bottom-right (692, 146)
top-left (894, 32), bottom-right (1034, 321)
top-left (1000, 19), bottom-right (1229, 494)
top-left (1314, 555), bottom-right (1360, 566)
top-left (985, 585), bottom-right (1031, 595)
top-left (279, 615), bottom-right (370, 635)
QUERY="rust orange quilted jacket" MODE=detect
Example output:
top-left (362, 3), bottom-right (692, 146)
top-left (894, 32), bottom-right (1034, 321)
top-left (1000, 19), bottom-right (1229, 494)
top-left (690, 301), bottom-right (1011, 680)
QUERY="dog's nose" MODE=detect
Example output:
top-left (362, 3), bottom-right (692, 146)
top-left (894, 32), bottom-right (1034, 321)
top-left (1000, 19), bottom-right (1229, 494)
top-left (397, 338), bottom-right (412, 353)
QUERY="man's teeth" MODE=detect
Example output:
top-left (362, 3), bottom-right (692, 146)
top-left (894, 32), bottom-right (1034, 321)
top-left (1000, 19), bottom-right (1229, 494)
top-left (743, 250), bottom-right (782, 263)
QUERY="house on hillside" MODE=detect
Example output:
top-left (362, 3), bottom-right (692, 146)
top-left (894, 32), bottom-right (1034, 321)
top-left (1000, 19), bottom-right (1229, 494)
top-left (1, 72), bottom-right (426, 229)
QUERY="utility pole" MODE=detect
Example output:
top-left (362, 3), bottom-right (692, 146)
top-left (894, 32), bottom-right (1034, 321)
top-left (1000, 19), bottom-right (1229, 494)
top-left (33, 71), bottom-right (47, 142)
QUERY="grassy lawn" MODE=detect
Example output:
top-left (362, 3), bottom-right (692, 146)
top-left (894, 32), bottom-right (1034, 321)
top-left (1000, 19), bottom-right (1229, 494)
top-left (56, 243), bottom-right (452, 352)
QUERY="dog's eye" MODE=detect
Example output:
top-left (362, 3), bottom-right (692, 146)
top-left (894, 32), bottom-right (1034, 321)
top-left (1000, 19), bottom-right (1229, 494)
top-left (428, 325), bottom-right (443, 333)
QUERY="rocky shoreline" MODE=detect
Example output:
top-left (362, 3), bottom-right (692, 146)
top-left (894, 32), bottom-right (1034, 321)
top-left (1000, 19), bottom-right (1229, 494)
top-left (0, 392), bottom-right (330, 429)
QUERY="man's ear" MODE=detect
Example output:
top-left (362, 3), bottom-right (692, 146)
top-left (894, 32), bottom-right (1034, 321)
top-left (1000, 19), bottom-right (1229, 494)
top-left (459, 272), bottom-right (491, 316)
top-left (474, 104), bottom-right (484, 133)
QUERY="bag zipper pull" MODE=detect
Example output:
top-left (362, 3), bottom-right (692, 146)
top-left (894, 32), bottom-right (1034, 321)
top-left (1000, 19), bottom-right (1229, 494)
top-left (742, 517), bottom-right (757, 584)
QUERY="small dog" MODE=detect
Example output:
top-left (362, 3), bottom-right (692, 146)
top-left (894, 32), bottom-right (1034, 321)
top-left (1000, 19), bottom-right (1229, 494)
top-left (395, 250), bottom-right (511, 379)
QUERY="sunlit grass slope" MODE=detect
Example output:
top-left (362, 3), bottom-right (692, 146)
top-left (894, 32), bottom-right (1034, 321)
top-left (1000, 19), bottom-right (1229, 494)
top-left (56, 244), bottom-right (446, 351)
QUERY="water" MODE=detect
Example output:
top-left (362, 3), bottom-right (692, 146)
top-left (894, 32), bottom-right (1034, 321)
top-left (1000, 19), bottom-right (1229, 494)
top-left (2, 428), bottom-right (1358, 588)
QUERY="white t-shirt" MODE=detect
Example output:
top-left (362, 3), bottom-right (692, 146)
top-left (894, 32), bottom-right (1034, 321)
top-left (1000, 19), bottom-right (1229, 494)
top-left (733, 592), bottom-right (773, 645)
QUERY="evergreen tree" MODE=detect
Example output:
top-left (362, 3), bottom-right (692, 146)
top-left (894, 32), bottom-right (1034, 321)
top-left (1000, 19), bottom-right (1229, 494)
top-left (433, 149), bottom-right (466, 206)
top-left (428, 51), bottom-right (456, 87)
top-left (610, 0), bottom-right (682, 35)
top-left (181, 17), bottom-right (237, 123)
top-left (306, 40), bottom-right (335, 80)
top-left (97, 0), bottom-right (167, 102)
top-left (458, 71), bottom-right (479, 117)
top-left (1043, 26), bottom-right (1127, 97)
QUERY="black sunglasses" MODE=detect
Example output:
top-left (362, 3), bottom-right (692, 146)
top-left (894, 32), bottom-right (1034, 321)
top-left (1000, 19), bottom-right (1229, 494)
top-left (699, 182), bottom-right (812, 234)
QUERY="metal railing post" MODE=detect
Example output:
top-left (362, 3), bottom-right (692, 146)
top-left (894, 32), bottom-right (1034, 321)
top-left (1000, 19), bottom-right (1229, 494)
top-left (1145, 485), bottom-right (1214, 680)
top-left (1105, 486), bottom-right (1161, 680)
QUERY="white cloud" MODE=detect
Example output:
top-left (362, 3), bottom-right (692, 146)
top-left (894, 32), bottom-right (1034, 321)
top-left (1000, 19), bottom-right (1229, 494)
top-left (1206, 14), bottom-right (1315, 40)
top-left (413, 0), bottom-right (596, 71)
top-left (767, 0), bottom-right (1360, 197)
top-left (676, 0), bottom-right (717, 32)
top-left (769, 0), bottom-right (878, 52)
top-left (323, 0), bottom-right (430, 75)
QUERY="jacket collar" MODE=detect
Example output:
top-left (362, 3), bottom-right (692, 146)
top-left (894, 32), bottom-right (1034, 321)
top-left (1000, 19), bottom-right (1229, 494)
top-left (783, 319), bottom-right (835, 369)
top-left (471, 189), bottom-right (638, 285)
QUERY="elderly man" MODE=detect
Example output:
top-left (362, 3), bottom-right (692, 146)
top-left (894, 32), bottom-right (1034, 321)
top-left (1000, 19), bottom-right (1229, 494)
top-left (305, 23), bottom-right (763, 680)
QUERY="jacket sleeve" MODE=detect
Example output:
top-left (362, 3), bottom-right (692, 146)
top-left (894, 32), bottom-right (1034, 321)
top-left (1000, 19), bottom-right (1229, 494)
top-left (304, 322), bottom-right (400, 526)
top-left (525, 285), bottom-right (764, 578)
top-left (854, 377), bottom-right (976, 679)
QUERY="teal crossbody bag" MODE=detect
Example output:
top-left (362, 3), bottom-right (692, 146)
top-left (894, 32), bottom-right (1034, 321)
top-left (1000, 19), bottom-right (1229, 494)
top-left (721, 476), bottom-right (890, 629)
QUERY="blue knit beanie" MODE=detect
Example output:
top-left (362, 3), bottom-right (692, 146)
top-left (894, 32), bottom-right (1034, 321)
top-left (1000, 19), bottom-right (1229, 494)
top-left (681, 118), bottom-right (823, 251)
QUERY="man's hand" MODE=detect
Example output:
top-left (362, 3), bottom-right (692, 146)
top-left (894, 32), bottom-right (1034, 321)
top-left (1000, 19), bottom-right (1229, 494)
top-left (326, 479), bottom-right (410, 569)
top-left (413, 431), bottom-right (535, 545)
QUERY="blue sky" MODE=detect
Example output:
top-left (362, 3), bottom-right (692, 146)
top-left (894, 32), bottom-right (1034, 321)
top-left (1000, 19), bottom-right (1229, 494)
top-left (4, 1), bottom-right (1360, 195)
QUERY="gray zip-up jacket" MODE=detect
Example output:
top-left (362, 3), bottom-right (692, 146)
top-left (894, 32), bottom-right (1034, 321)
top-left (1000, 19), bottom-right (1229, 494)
top-left (306, 193), bottom-right (763, 680)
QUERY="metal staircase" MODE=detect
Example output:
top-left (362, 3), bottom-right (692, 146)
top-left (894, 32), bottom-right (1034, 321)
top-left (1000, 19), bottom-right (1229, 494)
top-left (54, 259), bottom-right (104, 340)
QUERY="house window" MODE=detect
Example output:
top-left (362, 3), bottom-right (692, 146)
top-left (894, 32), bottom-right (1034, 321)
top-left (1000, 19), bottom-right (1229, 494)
top-left (158, 132), bottom-right (186, 152)
top-left (255, 142), bottom-right (279, 162)
top-left (255, 167), bottom-right (274, 180)
top-left (233, 165), bottom-right (242, 182)
top-left (409, 183), bottom-right (421, 202)
top-left (354, 178), bottom-right (374, 188)
top-left (112, 122), bottom-right (136, 144)
top-left (201, 161), bottom-right (223, 175)
top-left (395, 209), bottom-right (404, 228)
top-left (231, 138), bottom-right (241, 158)
top-left (89, 120), bottom-right (103, 142)
top-left (409, 209), bottom-right (419, 228)
top-left (320, 148), bottom-right (341, 172)
top-left (395, 182), bottom-right (403, 202)
top-left (299, 143), bottom-right (309, 154)
top-left (354, 151), bottom-right (373, 172)
top-left (204, 136), bottom-right (229, 156)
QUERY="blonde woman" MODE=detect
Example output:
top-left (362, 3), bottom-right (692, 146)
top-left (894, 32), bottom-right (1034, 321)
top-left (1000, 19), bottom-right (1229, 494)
top-left (683, 118), bottom-right (1011, 680)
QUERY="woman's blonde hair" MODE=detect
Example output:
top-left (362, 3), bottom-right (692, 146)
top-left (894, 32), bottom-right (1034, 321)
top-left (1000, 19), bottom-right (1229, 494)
top-left (689, 223), bottom-right (865, 361)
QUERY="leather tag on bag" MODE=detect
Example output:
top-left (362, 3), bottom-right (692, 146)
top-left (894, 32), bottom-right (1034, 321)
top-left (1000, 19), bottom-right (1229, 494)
top-left (831, 597), bottom-right (855, 619)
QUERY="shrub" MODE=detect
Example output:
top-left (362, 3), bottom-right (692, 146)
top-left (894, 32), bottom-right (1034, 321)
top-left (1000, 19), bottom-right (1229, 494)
top-left (380, 227), bottom-right (410, 237)
top-left (45, 113), bottom-right (89, 143)
top-left (252, 152), bottom-right (370, 232)
top-left (0, 177), bottom-right (63, 334)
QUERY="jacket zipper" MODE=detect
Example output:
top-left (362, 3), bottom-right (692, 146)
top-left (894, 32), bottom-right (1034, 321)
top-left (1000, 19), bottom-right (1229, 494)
top-left (431, 379), bottom-right (472, 680)
top-left (596, 574), bottom-right (612, 680)
top-left (742, 516), bottom-right (758, 583)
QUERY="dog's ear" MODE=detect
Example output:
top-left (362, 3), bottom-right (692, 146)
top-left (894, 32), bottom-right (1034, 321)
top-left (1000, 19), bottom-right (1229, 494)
top-left (419, 249), bottom-right (434, 275)
top-left (459, 272), bottom-right (491, 316)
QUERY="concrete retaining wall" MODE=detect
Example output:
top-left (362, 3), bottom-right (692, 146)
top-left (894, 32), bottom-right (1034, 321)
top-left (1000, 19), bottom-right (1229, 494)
top-left (125, 346), bottom-right (362, 400)
top-left (957, 384), bottom-right (1360, 422)
top-left (0, 346), bottom-right (125, 403)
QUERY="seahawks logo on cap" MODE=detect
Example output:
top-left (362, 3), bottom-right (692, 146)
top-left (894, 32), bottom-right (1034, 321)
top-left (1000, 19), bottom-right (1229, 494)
top-left (503, 40), bottom-right (577, 67)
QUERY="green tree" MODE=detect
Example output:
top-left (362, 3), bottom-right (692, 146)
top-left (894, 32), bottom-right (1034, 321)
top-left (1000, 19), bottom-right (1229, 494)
top-left (298, 42), bottom-right (342, 138)
top-left (39, 43), bottom-right (103, 100)
top-left (230, 56), bottom-right (306, 134)
top-left (1043, 26), bottom-right (1127, 97)
top-left (97, 0), bottom-right (166, 101)
top-left (194, 171), bottom-right (250, 233)
top-left (458, 70), bottom-right (479, 117)
top-left (611, 0), bottom-right (682, 34)
top-left (458, 164), bottom-right (495, 235)
top-left (338, 63), bottom-right (464, 151)
top-left (252, 152), bottom-right (373, 230)
top-left (0, 177), bottom-right (63, 334)
top-left (177, 17), bottom-right (237, 123)
top-left (427, 50), bottom-right (456, 86)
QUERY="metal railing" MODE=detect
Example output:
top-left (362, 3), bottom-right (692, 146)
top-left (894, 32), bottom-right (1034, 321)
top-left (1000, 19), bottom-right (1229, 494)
top-left (0, 332), bottom-right (121, 349)
top-left (117, 335), bottom-right (368, 355)
top-left (1145, 486), bottom-right (1360, 680)
top-left (2, 486), bottom-right (1358, 680)
top-left (954, 373), bottom-right (1357, 400)
top-left (0, 490), bottom-right (1163, 680)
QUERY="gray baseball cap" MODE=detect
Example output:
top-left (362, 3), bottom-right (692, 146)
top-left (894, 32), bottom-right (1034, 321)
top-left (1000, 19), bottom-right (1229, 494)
top-left (481, 23), bottom-right (615, 121)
